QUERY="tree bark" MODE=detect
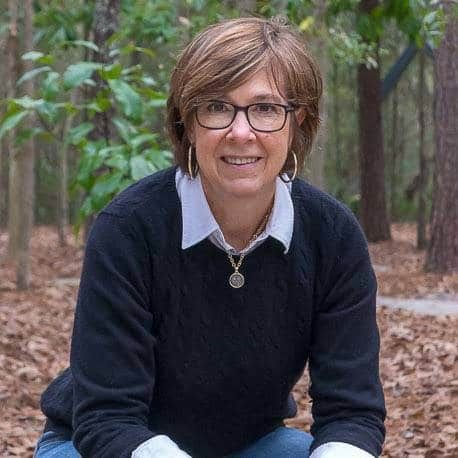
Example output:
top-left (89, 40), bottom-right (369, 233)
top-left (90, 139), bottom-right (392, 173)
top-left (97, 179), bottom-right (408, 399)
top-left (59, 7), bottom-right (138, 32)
top-left (83, 0), bottom-right (120, 242)
top-left (58, 110), bottom-right (73, 247)
top-left (390, 87), bottom-right (398, 220)
top-left (6, 0), bottom-right (20, 258)
top-left (0, 137), bottom-right (6, 229)
top-left (357, 0), bottom-right (391, 241)
top-left (10, 0), bottom-right (35, 289)
top-left (0, 14), bottom-right (7, 230)
top-left (332, 60), bottom-right (343, 198)
top-left (426, 4), bottom-right (458, 272)
top-left (91, 0), bottom-right (120, 141)
top-left (417, 51), bottom-right (427, 249)
top-left (307, 0), bottom-right (327, 190)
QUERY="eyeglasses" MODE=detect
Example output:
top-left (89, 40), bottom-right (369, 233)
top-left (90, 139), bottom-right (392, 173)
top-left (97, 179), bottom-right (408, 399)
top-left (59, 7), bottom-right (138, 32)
top-left (195, 100), bottom-right (295, 133)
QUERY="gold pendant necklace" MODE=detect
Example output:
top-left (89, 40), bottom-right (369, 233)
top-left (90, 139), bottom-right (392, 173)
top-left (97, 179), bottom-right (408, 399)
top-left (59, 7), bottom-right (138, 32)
top-left (228, 253), bottom-right (246, 288)
top-left (227, 205), bottom-right (272, 289)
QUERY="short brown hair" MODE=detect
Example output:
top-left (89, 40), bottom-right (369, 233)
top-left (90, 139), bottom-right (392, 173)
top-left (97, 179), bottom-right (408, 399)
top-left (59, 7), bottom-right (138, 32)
top-left (166, 16), bottom-right (322, 176)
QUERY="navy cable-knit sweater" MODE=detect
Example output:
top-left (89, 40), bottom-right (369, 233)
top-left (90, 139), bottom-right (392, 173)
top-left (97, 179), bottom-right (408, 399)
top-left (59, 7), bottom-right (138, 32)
top-left (40, 166), bottom-right (385, 457)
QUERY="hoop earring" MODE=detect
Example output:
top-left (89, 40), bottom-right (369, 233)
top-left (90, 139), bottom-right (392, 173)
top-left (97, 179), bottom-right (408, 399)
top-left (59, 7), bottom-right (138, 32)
top-left (188, 145), bottom-right (199, 179)
top-left (280, 151), bottom-right (297, 183)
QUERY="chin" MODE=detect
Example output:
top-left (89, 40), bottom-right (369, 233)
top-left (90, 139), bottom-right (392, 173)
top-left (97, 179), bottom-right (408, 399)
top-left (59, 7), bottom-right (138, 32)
top-left (219, 177), bottom-right (273, 200)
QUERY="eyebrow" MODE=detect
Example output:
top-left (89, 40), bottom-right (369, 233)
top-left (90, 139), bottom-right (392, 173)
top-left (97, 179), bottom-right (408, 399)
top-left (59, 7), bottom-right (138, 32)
top-left (250, 93), bottom-right (286, 104)
top-left (217, 93), bottom-right (287, 105)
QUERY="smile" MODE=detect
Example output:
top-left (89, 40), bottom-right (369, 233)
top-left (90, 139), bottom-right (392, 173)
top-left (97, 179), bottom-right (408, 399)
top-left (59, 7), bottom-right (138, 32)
top-left (222, 156), bottom-right (261, 165)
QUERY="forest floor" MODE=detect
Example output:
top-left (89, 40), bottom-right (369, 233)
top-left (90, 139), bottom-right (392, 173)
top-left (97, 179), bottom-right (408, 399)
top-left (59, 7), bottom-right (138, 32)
top-left (0, 224), bottom-right (457, 458)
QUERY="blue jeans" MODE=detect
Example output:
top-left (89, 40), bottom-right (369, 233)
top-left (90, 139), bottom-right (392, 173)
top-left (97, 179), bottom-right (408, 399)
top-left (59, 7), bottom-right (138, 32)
top-left (33, 431), bottom-right (81, 458)
top-left (34, 427), bottom-right (313, 457)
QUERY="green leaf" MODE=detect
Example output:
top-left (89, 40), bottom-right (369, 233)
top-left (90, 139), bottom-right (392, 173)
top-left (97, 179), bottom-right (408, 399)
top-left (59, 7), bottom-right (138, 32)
top-left (42, 72), bottom-right (61, 99)
top-left (423, 11), bottom-right (437, 25)
top-left (0, 111), bottom-right (29, 139)
top-left (115, 45), bottom-right (156, 58)
top-left (17, 66), bottom-right (52, 86)
top-left (80, 196), bottom-right (93, 218)
top-left (108, 79), bottom-right (142, 121)
top-left (21, 51), bottom-right (45, 61)
top-left (21, 51), bottom-right (55, 65)
top-left (148, 97), bottom-right (167, 108)
top-left (121, 65), bottom-right (141, 77)
top-left (37, 101), bottom-right (61, 122)
top-left (76, 155), bottom-right (102, 188)
top-left (112, 117), bottom-right (137, 142)
top-left (101, 63), bottom-right (123, 80)
top-left (299, 17), bottom-right (314, 32)
top-left (15, 127), bottom-right (44, 146)
top-left (143, 148), bottom-right (172, 169)
top-left (64, 40), bottom-right (100, 52)
top-left (67, 122), bottom-right (94, 145)
top-left (130, 155), bottom-right (155, 180)
top-left (92, 171), bottom-right (124, 199)
top-left (98, 145), bottom-right (128, 158)
top-left (106, 154), bottom-right (129, 172)
top-left (37, 55), bottom-right (55, 65)
top-left (142, 89), bottom-right (167, 107)
top-left (63, 62), bottom-right (102, 90)
top-left (141, 76), bottom-right (156, 86)
top-left (129, 133), bottom-right (157, 150)
top-left (13, 96), bottom-right (45, 110)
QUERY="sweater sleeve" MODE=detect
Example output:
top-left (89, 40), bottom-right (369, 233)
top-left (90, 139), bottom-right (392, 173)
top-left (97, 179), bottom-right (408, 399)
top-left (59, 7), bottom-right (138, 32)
top-left (70, 210), bottom-right (158, 457)
top-left (308, 209), bottom-right (386, 457)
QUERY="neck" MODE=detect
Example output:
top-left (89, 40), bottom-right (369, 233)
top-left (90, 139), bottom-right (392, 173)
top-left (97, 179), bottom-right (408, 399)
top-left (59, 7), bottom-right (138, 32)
top-left (201, 181), bottom-right (275, 252)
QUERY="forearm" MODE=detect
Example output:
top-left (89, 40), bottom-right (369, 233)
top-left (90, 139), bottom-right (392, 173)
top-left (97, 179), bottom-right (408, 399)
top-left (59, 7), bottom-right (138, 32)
top-left (71, 210), bottom-right (157, 457)
top-left (309, 209), bottom-right (386, 456)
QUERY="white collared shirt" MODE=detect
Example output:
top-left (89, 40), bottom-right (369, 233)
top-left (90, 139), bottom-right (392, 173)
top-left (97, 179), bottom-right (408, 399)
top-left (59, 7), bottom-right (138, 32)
top-left (131, 167), bottom-right (375, 458)
top-left (175, 167), bottom-right (294, 255)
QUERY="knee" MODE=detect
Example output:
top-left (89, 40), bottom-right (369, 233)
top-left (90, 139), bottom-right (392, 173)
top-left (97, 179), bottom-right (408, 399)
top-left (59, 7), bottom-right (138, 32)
top-left (280, 428), bottom-right (313, 457)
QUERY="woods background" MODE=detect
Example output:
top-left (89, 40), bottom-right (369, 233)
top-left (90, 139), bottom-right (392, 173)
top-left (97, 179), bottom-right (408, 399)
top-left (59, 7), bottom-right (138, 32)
top-left (0, 0), bottom-right (457, 287)
top-left (0, 1), bottom-right (457, 457)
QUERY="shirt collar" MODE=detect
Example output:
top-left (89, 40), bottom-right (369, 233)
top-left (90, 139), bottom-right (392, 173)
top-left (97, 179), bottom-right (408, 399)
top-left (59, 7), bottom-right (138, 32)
top-left (175, 167), bottom-right (294, 254)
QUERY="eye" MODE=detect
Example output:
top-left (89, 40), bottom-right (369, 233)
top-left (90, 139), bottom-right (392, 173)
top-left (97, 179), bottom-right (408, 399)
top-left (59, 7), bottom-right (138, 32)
top-left (206, 101), bottom-right (230, 113)
top-left (253, 103), bottom-right (281, 114)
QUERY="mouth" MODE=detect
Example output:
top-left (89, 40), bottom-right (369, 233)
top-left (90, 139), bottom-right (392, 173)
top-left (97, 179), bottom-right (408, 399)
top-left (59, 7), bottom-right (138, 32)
top-left (221, 156), bottom-right (262, 166)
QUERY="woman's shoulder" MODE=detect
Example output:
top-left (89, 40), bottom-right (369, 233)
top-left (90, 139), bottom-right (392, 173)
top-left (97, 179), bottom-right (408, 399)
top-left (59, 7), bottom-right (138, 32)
top-left (101, 166), bottom-right (178, 219)
top-left (292, 178), bottom-right (359, 232)
top-left (86, 166), bottom-right (181, 252)
top-left (291, 179), bottom-right (371, 276)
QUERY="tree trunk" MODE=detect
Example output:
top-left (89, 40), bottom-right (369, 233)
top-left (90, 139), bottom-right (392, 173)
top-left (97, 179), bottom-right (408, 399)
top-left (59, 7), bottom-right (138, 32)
top-left (83, 0), bottom-right (120, 242)
top-left (0, 17), bottom-right (7, 229)
top-left (332, 60), bottom-right (343, 198)
top-left (91, 0), bottom-right (120, 141)
top-left (0, 137), bottom-right (6, 229)
top-left (426, 5), bottom-right (458, 272)
top-left (308, 0), bottom-right (327, 190)
top-left (10, 0), bottom-right (35, 289)
top-left (357, 0), bottom-right (391, 241)
top-left (6, 0), bottom-right (20, 259)
top-left (390, 87), bottom-right (398, 220)
top-left (417, 51), bottom-right (427, 249)
top-left (58, 115), bottom-right (72, 247)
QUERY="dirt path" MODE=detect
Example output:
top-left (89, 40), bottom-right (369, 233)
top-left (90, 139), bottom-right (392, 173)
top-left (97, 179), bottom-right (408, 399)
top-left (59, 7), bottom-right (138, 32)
top-left (378, 294), bottom-right (458, 316)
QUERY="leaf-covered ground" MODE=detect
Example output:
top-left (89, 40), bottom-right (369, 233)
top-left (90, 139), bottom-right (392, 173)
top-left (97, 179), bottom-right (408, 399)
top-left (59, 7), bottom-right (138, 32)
top-left (0, 224), bottom-right (456, 457)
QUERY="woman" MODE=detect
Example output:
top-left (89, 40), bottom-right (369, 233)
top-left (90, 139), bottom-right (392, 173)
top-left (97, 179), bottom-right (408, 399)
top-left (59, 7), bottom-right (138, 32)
top-left (34, 17), bottom-right (385, 458)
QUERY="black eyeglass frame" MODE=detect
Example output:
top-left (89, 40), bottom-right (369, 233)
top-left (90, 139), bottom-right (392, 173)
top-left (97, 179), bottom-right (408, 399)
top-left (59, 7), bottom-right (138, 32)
top-left (195, 100), bottom-right (296, 133)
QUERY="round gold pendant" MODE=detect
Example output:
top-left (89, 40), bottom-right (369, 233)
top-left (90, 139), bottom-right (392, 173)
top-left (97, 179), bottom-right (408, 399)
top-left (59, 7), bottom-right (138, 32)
top-left (229, 272), bottom-right (245, 288)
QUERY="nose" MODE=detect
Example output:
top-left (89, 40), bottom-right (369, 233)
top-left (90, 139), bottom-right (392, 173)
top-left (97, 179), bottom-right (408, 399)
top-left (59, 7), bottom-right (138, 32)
top-left (226, 109), bottom-right (255, 142)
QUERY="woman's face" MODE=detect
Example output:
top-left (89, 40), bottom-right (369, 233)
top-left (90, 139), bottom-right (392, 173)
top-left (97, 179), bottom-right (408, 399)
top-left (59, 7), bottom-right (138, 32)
top-left (190, 69), bottom-right (299, 202)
